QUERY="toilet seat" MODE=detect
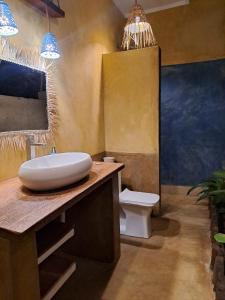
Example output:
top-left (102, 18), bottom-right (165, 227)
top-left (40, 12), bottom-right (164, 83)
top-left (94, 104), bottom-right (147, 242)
top-left (119, 188), bottom-right (160, 207)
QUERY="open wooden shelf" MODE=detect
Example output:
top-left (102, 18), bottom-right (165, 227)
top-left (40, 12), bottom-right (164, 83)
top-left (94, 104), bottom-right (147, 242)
top-left (39, 253), bottom-right (76, 300)
top-left (25, 0), bottom-right (65, 18)
top-left (36, 219), bottom-right (75, 265)
top-left (37, 219), bottom-right (76, 299)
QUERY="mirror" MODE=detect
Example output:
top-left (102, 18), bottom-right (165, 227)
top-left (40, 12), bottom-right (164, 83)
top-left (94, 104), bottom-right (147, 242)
top-left (0, 39), bottom-right (58, 150)
top-left (0, 60), bottom-right (48, 132)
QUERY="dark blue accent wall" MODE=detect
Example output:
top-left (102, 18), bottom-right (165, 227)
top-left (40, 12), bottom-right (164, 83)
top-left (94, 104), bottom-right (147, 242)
top-left (161, 59), bottom-right (225, 186)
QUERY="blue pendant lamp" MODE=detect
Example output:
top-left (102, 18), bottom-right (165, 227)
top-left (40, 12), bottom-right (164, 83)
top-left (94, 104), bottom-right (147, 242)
top-left (40, 5), bottom-right (60, 59)
top-left (0, 0), bottom-right (18, 36)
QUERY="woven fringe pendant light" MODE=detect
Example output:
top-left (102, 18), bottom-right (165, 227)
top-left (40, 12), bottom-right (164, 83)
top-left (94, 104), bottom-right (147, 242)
top-left (122, 0), bottom-right (157, 50)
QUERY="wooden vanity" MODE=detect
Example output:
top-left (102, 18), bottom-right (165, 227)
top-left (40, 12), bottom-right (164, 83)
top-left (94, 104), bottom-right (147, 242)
top-left (0, 162), bottom-right (123, 300)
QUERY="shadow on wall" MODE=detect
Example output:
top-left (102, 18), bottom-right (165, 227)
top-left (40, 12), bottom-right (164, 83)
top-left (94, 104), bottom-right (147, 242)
top-left (161, 59), bottom-right (225, 186)
top-left (92, 151), bottom-right (160, 194)
top-left (105, 151), bottom-right (160, 194)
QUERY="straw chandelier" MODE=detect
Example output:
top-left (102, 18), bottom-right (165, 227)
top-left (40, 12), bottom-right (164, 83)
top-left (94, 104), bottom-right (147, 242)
top-left (122, 0), bottom-right (157, 50)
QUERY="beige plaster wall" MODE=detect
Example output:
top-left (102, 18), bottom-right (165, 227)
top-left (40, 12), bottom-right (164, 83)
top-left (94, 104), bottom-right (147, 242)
top-left (147, 0), bottom-right (225, 65)
top-left (0, 0), bottom-right (123, 181)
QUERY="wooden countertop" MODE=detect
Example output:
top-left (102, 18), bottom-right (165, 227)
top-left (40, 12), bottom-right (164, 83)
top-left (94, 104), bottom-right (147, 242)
top-left (0, 162), bottom-right (124, 236)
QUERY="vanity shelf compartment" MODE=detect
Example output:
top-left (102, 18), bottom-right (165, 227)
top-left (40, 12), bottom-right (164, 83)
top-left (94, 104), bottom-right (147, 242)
top-left (37, 220), bottom-right (75, 265)
top-left (39, 253), bottom-right (76, 300)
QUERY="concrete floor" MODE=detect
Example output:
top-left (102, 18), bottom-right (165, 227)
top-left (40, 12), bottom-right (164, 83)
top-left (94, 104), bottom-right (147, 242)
top-left (55, 192), bottom-right (214, 300)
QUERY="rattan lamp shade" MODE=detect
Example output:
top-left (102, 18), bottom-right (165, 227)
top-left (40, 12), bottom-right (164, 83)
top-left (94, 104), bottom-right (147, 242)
top-left (122, 1), bottom-right (157, 50)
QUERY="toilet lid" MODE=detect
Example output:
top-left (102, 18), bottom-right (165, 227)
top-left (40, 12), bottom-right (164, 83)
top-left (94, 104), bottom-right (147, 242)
top-left (119, 188), bottom-right (160, 207)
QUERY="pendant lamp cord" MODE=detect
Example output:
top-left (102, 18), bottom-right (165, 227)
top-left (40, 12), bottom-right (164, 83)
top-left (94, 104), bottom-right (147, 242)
top-left (135, 0), bottom-right (138, 5)
top-left (45, 4), bottom-right (51, 32)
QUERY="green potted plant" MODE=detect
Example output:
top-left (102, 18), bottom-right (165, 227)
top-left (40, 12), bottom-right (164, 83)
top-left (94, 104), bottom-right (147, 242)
top-left (187, 169), bottom-right (225, 212)
top-left (189, 171), bottom-right (225, 296)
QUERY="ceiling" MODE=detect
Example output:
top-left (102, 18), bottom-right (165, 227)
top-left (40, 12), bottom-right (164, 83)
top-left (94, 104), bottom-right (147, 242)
top-left (113, 0), bottom-right (189, 17)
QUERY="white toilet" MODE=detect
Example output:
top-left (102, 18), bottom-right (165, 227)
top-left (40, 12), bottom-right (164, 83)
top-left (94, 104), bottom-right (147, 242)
top-left (119, 176), bottom-right (160, 238)
top-left (103, 158), bottom-right (160, 239)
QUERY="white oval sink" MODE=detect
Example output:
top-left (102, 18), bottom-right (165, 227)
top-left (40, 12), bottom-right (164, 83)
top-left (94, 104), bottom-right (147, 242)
top-left (19, 152), bottom-right (93, 191)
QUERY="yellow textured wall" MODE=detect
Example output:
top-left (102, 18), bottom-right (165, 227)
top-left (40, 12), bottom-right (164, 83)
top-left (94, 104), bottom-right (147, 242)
top-left (103, 47), bottom-right (159, 154)
top-left (103, 47), bottom-right (160, 193)
top-left (148, 0), bottom-right (225, 65)
top-left (53, 0), bottom-right (123, 154)
top-left (0, 0), bottom-right (123, 181)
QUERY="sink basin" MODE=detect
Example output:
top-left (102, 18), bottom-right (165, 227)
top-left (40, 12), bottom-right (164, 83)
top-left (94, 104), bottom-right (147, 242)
top-left (19, 152), bottom-right (93, 191)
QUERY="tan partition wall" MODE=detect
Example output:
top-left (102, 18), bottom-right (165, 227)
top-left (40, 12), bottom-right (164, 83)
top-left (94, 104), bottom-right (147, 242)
top-left (103, 47), bottom-right (160, 194)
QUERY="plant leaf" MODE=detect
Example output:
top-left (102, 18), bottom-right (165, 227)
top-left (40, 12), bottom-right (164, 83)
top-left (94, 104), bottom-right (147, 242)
top-left (187, 182), bottom-right (214, 195)
top-left (197, 189), bottom-right (209, 196)
top-left (196, 193), bottom-right (209, 202)
top-left (209, 190), bottom-right (225, 196)
top-left (214, 233), bottom-right (225, 244)
top-left (213, 170), bottom-right (225, 178)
